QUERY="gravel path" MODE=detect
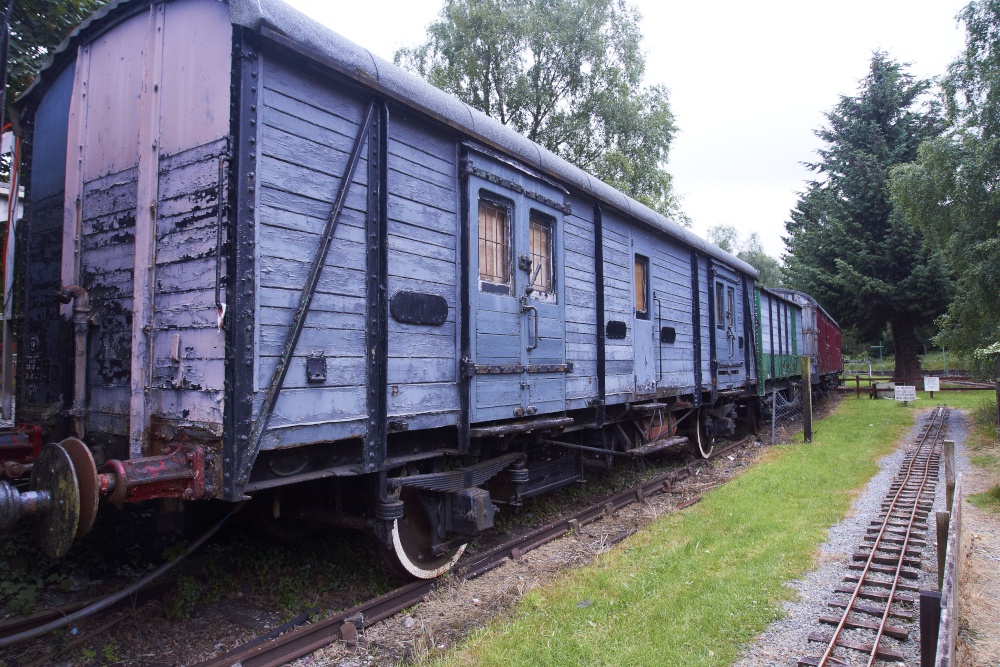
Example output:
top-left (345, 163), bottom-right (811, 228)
top-left (734, 406), bottom-right (968, 667)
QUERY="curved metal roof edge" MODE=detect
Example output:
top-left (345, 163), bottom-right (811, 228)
top-left (18, 0), bottom-right (756, 278)
top-left (769, 288), bottom-right (841, 330)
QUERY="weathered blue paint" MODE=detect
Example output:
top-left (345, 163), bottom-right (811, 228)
top-left (12, 0), bottom-right (847, 524)
top-left (466, 151), bottom-right (567, 423)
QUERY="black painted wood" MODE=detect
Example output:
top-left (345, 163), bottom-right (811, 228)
top-left (690, 251), bottom-right (702, 406)
top-left (390, 291), bottom-right (448, 326)
top-left (605, 320), bottom-right (627, 340)
top-left (223, 29), bottom-right (259, 500)
top-left (594, 203), bottom-right (606, 426)
top-left (364, 101), bottom-right (389, 473)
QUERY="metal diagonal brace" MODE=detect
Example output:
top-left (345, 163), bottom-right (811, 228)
top-left (238, 101), bottom-right (378, 488)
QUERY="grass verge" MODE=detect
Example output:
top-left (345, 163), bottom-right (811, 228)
top-left (430, 398), bottom-right (917, 667)
top-left (966, 394), bottom-right (1000, 513)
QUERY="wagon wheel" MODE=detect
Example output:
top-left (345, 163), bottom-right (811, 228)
top-left (385, 487), bottom-right (466, 579)
top-left (692, 406), bottom-right (715, 459)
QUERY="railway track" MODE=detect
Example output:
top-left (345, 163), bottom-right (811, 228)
top-left (191, 437), bottom-right (750, 667)
top-left (798, 406), bottom-right (948, 666)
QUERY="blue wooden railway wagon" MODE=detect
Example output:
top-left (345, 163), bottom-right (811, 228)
top-left (5, 0), bottom-right (758, 573)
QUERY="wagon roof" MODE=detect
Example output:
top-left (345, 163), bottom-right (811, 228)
top-left (769, 288), bottom-right (841, 329)
top-left (756, 285), bottom-right (802, 311)
top-left (15, 0), bottom-right (756, 278)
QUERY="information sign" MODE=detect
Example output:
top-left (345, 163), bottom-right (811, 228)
top-left (924, 376), bottom-right (940, 393)
top-left (894, 385), bottom-right (917, 403)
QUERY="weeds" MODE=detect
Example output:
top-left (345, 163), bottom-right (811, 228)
top-left (164, 574), bottom-right (200, 621)
top-left (966, 397), bottom-right (1000, 513)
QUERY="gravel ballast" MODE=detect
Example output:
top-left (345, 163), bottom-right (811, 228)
top-left (734, 406), bottom-right (968, 667)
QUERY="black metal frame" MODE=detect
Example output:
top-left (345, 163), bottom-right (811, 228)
top-left (742, 276), bottom-right (753, 379)
top-left (459, 148), bottom-right (472, 453)
top-left (364, 101), bottom-right (389, 473)
top-left (768, 294), bottom-right (777, 380)
top-left (689, 251), bottom-right (702, 407)
top-left (707, 260), bottom-right (718, 404)
top-left (223, 29), bottom-right (260, 501)
top-left (593, 204), bottom-right (606, 427)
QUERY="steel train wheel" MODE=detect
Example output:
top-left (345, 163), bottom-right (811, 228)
top-left (386, 488), bottom-right (466, 579)
top-left (58, 438), bottom-right (99, 540)
top-left (30, 443), bottom-right (82, 558)
top-left (693, 406), bottom-right (715, 459)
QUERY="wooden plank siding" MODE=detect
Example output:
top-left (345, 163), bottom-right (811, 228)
top-left (80, 166), bottom-right (138, 437)
top-left (254, 58), bottom-right (465, 447)
top-left (563, 196), bottom-right (598, 410)
top-left (254, 57), bottom-right (371, 448)
top-left (650, 239), bottom-right (698, 394)
top-left (147, 138), bottom-right (229, 434)
top-left (600, 212), bottom-right (634, 405)
top-left (387, 112), bottom-right (461, 427)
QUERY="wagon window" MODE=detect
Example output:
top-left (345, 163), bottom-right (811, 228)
top-left (715, 283), bottom-right (725, 330)
top-left (634, 255), bottom-right (649, 320)
top-left (528, 211), bottom-right (554, 301)
top-left (727, 286), bottom-right (736, 328)
top-left (478, 197), bottom-right (511, 294)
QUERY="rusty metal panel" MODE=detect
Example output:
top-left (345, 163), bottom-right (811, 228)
top-left (158, 0), bottom-right (232, 156)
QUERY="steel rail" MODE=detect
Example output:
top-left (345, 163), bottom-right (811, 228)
top-left (863, 409), bottom-right (946, 667)
top-left (811, 407), bottom-right (946, 666)
top-left (192, 437), bottom-right (751, 667)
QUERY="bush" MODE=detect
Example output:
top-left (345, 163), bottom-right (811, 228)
top-left (972, 398), bottom-right (998, 432)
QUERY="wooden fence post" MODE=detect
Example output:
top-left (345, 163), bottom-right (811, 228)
top-left (936, 511), bottom-right (950, 592)
top-left (944, 440), bottom-right (955, 512)
top-left (802, 356), bottom-right (812, 443)
top-left (935, 476), bottom-right (963, 667)
top-left (919, 589), bottom-right (942, 667)
top-left (995, 357), bottom-right (1000, 441)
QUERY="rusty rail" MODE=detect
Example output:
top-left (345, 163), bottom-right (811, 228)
top-left (799, 406), bottom-right (948, 666)
top-left (191, 438), bottom-right (750, 667)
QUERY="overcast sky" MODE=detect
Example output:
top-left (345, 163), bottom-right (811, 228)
top-left (283, 0), bottom-right (970, 259)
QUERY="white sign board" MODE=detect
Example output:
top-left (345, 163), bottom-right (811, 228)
top-left (924, 376), bottom-right (940, 392)
top-left (895, 386), bottom-right (917, 402)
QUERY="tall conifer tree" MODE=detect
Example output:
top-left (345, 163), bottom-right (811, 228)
top-left (784, 52), bottom-right (952, 379)
top-left (891, 0), bottom-right (1000, 363)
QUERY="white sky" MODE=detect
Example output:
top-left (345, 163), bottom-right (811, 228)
top-left (283, 0), bottom-right (969, 259)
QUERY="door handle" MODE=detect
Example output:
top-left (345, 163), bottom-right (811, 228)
top-left (520, 296), bottom-right (539, 351)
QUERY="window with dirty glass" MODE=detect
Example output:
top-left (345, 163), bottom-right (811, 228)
top-left (528, 211), bottom-right (554, 301)
top-left (727, 286), bottom-right (736, 328)
top-left (478, 197), bottom-right (511, 294)
top-left (634, 254), bottom-right (649, 319)
top-left (716, 283), bottom-right (725, 329)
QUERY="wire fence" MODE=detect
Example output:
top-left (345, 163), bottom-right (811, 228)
top-left (768, 385), bottom-right (805, 445)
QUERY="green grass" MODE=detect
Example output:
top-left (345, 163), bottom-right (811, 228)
top-left (966, 397), bottom-right (1000, 513)
top-left (913, 390), bottom-right (996, 411)
top-left (430, 399), bottom-right (916, 667)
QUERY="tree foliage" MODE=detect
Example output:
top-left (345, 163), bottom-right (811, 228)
top-left (5, 0), bottom-right (105, 114)
top-left (890, 0), bottom-right (1000, 363)
top-left (396, 0), bottom-right (683, 221)
top-left (707, 224), bottom-right (784, 288)
top-left (784, 52), bottom-right (952, 379)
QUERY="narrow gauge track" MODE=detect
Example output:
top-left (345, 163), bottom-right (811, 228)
top-left (192, 438), bottom-right (750, 667)
top-left (799, 406), bottom-right (949, 666)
